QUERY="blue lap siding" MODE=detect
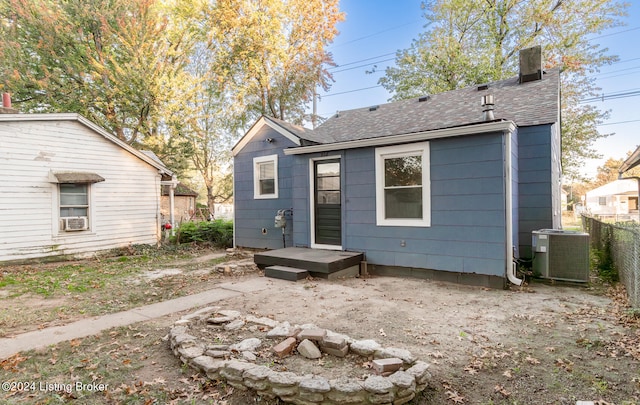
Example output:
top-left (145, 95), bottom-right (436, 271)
top-left (517, 124), bottom-right (561, 257)
top-left (290, 132), bottom-right (509, 277)
top-left (233, 126), bottom-right (296, 249)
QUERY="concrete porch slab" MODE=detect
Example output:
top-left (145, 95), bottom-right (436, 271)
top-left (254, 247), bottom-right (364, 275)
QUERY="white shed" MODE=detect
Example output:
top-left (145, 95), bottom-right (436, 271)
top-left (0, 113), bottom-right (175, 262)
top-left (585, 179), bottom-right (639, 222)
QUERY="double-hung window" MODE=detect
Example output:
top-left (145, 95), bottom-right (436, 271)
top-left (254, 154), bottom-right (278, 199)
top-left (375, 142), bottom-right (430, 227)
top-left (50, 171), bottom-right (104, 232)
top-left (60, 183), bottom-right (89, 217)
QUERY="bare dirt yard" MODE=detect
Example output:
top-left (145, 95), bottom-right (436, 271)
top-left (1, 246), bottom-right (639, 404)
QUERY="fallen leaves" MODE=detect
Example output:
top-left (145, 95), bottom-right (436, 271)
top-left (555, 357), bottom-right (574, 372)
top-left (445, 390), bottom-right (465, 403)
top-left (0, 354), bottom-right (28, 372)
top-left (494, 384), bottom-right (511, 397)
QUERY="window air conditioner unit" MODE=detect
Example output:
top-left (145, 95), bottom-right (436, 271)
top-left (61, 217), bottom-right (88, 231)
top-left (532, 229), bottom-right (590, 282)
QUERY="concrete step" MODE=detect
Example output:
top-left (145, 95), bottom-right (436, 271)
top-left (265, 265), bottom-right (309, 281)
top-left (254, 247), bottom-right (364, 275)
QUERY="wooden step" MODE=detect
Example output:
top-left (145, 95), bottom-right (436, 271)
top-left (265, 265), bottom-right (309, 281)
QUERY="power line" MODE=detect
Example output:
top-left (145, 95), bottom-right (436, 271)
top-left (330, 58), bottom-right (396, 74)
top-left (317, 24), bottom-right (640, 103)
top-left (580, 89), bottom-right (640, 103)
top-left (598, 118), bottom-right (640, 126)
top-left (328, 52), bottom-right (397, 70)
top-left (330, 20), bottom-right (422, 49)
top-left (591, 26), bottom-right (640, 40)
top-left (591, 64), bottom-right (640, 79)
top-left (320, 85), bottom-right (383, 98)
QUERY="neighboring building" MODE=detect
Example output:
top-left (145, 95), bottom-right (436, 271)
top-left (161, 182), bottom-right (198, 224)
top-left (232, 47), bottom-right (561, 287)
top-left (0, 112), bottom-right (175, 262)
top-left (585, 179), bottom-right (639, 222)
top-left (214, 203), bottom-right (234, 221)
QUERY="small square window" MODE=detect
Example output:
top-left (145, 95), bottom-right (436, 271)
top-left (254, 155), bottom-right (278, 199)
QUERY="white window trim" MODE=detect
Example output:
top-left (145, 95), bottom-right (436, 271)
top-left (253, 154), bottom-right (279, 199)
top-left (375, 142), bottom-right (431, 227)
top-left (56, 182), bottom-right (92, 233)
top-left (309, 155), bottom-right (343, 250)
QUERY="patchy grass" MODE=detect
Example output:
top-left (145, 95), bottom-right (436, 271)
top-left (0, 323), bottom-right (246, 405)
top-left (2, 247), bottom-right (640, 404)
top-left (0, 245), bottom-right (234, 337)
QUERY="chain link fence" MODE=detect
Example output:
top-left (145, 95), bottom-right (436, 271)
top-left (582, 215), bottom-right (640, 309)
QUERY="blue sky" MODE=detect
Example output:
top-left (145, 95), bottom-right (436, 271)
top-left (312, 0), bottom-right (640, 180)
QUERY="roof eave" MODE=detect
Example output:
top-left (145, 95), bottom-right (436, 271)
top-left (232, 116), bottom-right (303, 156)
top-left (0, 113), bottom-right (174, 177)
top-left (283, 120), bottom-right (517, 155)
top-left (619, 145), bottom-right (640, 174)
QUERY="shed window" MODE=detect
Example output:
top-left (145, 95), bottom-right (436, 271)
top-left (375, 142), bottom-right (430, 227)
top-left (598, 196), bottom-right (607, 206)
top-left (254, 154), bottom-right (278, 199)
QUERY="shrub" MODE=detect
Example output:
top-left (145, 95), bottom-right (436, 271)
top-left (173, 220), bottom-right (233, 248)
top-left (592, 228), bottom-right (618, 283)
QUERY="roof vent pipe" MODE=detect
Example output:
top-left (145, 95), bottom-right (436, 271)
top-left (481, 94), bottom-right (495, 121)
top-left (2, 93), bottom-right (10, 108)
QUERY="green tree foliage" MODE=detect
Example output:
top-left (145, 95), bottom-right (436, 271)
top-left (592, 153), bottom-right (640, 187)
top-left (379, 0), bottom-right (628, 179)
top-left (161, 0), bottom-right (344, 212)
top-left (0, 0), bottom-right (194, 145)
top-left (203, 0), bottom-right (344, 124)
top-left (0, 0), bottom-right (344, 212)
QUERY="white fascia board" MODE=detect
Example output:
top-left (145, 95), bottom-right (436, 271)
top-left (620, 145), bottom-right (640, 173)
top-left (232, 116), bottom-right (301, 156)
top-left (284, 121), bottom-right (517, 155)
top-left (0, 113), bottom-right (174, 177)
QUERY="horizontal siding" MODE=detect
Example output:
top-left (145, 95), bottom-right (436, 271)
top-left (233, 125), bottom-right (297, 249)
top-left (0, 119), bottom-right (162, 261)
top-left (517, 125), bottom-right (557, 257)
top-left (335, 133), bottom-right (508, 277)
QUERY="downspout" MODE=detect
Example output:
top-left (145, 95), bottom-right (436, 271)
top-left (169, 177), bottom-right (176, 237)
top-left (505, 129), bottom-right (523, 286)
top-left (160, 176), bottom-right (178, 237)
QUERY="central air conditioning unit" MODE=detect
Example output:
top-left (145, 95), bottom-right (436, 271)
top-left (61, 216), bottom-right (88, 231)
top-left (532, 229), bottom-right (590, 282)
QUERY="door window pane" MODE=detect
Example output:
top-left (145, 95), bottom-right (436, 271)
top-left (317, 190), bottom-right (340, 204)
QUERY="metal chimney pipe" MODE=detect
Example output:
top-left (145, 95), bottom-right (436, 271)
top-left (2, 93), bottom-right (10, 108)
top-left (481, 94), bottom-right (495, 121)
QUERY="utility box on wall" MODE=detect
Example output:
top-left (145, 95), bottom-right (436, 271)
top-left (532, 229), bottom-right (590, 282)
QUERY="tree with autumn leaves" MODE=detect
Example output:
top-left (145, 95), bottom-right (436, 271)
top-left (0, 0), bottom-right (343, 212)
top-left (380, 0), bottom-right (628, 180)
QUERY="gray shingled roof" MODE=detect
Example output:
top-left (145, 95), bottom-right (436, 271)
top-left (302, 68), bottom-right (560, 144)
top-left (264, 116), bottom-right (310, 139)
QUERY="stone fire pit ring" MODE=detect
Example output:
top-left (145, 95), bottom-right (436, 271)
top-left (168, 307), bottom-right (431, 405)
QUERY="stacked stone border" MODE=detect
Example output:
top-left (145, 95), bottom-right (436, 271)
top-left (168, 307), bottom-right (432, 405)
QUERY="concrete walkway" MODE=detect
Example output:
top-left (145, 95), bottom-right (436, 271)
top-left (0, 277), bottom-right (283, 360)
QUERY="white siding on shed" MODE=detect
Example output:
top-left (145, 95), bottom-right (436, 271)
top-left (0, 118), bottom-right (165, 261)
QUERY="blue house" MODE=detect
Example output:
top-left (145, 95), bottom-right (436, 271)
top-left (232, 48), bottom-right (561, 288)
